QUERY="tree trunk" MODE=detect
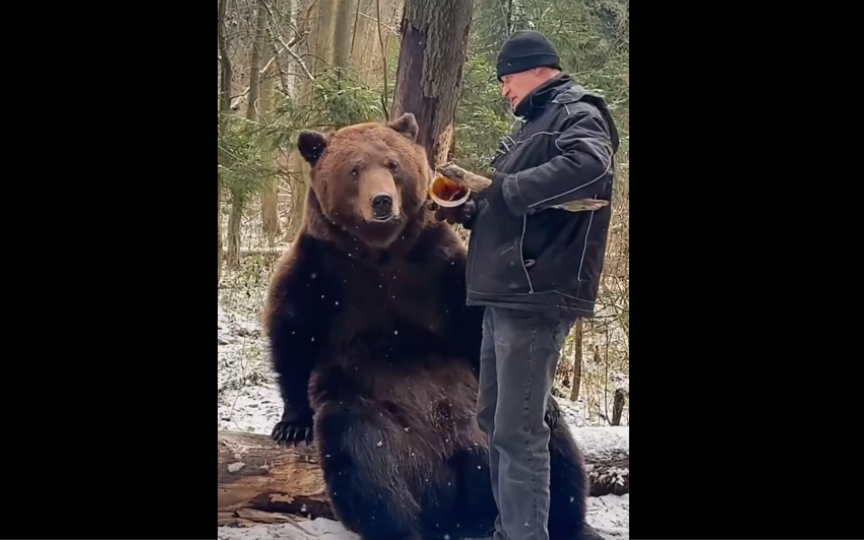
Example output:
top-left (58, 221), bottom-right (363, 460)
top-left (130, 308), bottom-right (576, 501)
top-left (284, 158), bottom-right (309, 242)
top-left (312, 0), bottom-right (336, 73)
top-left (349, 0), bottom-right (379, 87)
top-left (390, 0), bottom-right (474, 169)
top-left (283, 0), bottom-right (325, 242)
top-left (218, 175), bottom-right (224, 285)
top-left (612, 388), bottom-right (627, 426)
top-left (332, 0), bottom-right (356, 69)
top-left (224, 0), bottom-right (270, 268)
top-left (238, 247), bottom-right (287, 257)
top-left (218, 431), bottom-right (332, 522)
top-left (226, 194), bottom-right (244, 269)
top-left (246, 0), bottom-right (268, 122)
top-left (265, 0), bottom-right (291, 95)
top-left (570, 318), bottom-right (584, 401)
top-left (259, 64), bottom-right (281, 245)
top-left (217, 0), bottom-right (232, 285)
top-left (217, 0), bottom-right (232, 113)
top-left (217, 425), bottom-right (629, 524)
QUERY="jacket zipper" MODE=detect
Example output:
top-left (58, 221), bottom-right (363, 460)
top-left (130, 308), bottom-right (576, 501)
top-left (511, 123), bottom-right (534, 293)
top-left (468, 128), bottom-right (521, 285)
top-left (493, 121), bottom-right (535, 294)
top-left (519, 215), bottom-right (534, 293)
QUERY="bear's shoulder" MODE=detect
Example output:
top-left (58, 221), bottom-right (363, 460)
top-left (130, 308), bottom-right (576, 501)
top-left (404, 220), bottom-right (467, 264)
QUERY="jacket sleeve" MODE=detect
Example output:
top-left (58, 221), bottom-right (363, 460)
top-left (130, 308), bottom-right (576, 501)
top-left (499, 104), bottom-right (615, 217)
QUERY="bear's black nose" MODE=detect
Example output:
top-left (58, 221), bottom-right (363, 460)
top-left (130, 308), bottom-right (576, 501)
top-left (371, 193), bottom-right (393, 219)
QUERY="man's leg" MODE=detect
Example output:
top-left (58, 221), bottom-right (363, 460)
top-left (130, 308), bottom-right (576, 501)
top-left (490, 307), bottom-right (575, 540)
top-left (475, 307), bottom-right (505, 539)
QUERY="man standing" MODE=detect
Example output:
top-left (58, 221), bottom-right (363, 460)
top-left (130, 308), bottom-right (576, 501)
top-left (434, 30), bottom-right (620, 540)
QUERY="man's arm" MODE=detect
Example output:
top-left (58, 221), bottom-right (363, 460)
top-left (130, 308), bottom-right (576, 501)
top-left (499, 103), bottom-right (615, 217)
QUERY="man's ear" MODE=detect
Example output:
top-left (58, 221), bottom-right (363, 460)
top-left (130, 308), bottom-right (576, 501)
top-left (297, 130), bottom-right (328, 165)
top-left (387, 112), bottom-right (419, 142)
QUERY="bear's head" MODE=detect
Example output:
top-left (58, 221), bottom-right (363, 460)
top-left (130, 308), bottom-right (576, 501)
top-left (297, 113), bottom-right (431, 249)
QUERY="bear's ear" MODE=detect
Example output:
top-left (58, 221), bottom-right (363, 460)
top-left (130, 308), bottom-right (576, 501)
top-left (297, 130), bottom-right (328, 165)
top-left (387, 112), bottom-right (419, 142)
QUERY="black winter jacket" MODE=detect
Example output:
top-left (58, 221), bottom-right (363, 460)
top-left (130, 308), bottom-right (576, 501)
top-left (465, 73), bottom-right (620, 318)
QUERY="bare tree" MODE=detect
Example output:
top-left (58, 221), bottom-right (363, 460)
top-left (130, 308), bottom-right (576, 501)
top-left (333, 0), bottom-right (357, 69)
top-left (218, 172), bottom-right (224, 286)
top-left (217, 0), bottom-right (233, 285)
top-left (224, 0), bottom-right (272, 269)
top-left (312, 0), bottom-right (336, 73)
top-left (259, 63), bottom-right (281, 245)
top-left (611, 388), bottom-right (627, 426)
top-left (241, 0), bottom-right (280, 245)
top-left (390, 0), bottom-right (473, 169)
top-left (349, 0), bottom-right (395, 87)
top-left (283, 0), bottom-right (334, 242)
top-left (246, 0), bottom-right (268, 122)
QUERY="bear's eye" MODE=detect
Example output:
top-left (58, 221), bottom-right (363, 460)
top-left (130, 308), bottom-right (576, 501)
top-left (351, 166), bottom-right (359, 176)
top-left (387, 160), bottom-right (398, 171)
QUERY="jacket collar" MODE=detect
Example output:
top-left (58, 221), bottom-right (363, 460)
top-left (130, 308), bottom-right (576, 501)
top-left (514, 72), bottom-right (573, 119)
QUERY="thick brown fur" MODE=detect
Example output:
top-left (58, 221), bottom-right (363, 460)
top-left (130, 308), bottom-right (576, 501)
top-left (264, 113), bottom-right (592, 540)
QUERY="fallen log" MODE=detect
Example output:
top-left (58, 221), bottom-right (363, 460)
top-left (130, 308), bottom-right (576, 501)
top-left (577, 425), bottom-right (630, 496)
top-left (218, 430), bottom-right (332, 521)
top-left (238, 247), bottom-right (285, 257)
top-left (218, 425), bottom-right (628, 525)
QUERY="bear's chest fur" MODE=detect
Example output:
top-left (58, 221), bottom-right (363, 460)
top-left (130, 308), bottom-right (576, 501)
top-left (304, 240), bottom-right (474, 406)
top-left (327, 253), bottom-right (448, 346)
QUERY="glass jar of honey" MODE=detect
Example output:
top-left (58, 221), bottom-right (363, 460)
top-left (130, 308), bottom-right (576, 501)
top-left (429, 174), bottom-right (471, 207)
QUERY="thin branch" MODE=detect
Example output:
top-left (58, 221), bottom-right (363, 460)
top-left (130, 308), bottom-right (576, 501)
top-left (260, 55), bottom-right (278, 79)
top-left (375, 0), bottom-right (389, 119)
top-left (230, 87), bottom-right (251, 103)
top-left (277, 32), bottom-right (315, 81)
top-left (260, 0), bottom-right (301, 39)
top-left (267, 2), bottom-right (315, 82)
top-left (359, 12), bottom-right (398, 35)
top-left (268, 39), bottom-right (290, 94)
top-left (231, 54), bottom-right (275, 112)
top-left (349, 0), bottom-right (361, 61)
top-left (229, 31), bottom-right (311, 110)
top-left (264, 20), bottom-right (290, 93)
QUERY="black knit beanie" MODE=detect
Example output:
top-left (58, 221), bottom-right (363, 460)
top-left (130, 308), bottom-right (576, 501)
top-left (496, 30), bottom-right (561, 81)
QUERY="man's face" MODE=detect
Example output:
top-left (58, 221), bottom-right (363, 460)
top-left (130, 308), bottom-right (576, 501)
top-left (500, 68), bottom-right (546, 110)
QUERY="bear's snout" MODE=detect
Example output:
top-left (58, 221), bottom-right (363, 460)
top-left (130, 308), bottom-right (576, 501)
top-left (357, 169), bottom-right (402, 223)
top-left (371, 192), bottom-right (394, 220)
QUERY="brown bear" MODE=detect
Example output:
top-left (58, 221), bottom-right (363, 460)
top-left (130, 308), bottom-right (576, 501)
top-left (264, 113), bottom-right (594, 540)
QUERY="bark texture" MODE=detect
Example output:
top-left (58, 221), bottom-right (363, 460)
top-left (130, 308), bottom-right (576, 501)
top-left (390, 0), bottom-right (474, 169)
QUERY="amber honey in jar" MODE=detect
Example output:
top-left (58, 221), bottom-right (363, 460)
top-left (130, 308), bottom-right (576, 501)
top-left (429, 174), bottom-right (470, 207)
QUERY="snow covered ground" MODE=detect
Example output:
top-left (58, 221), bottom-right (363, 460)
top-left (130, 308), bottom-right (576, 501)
top-left (218, 303), bottom-right (629, 540)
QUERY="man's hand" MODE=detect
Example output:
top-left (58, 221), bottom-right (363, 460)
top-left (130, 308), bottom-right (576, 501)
top-left (430, 163), bottom-right (507, 228)
top-left (432, 193), bottom-right (479, 228)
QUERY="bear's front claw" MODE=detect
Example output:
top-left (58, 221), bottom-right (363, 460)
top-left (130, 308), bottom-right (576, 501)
top-left (271, 420), bottom-right (314, 446)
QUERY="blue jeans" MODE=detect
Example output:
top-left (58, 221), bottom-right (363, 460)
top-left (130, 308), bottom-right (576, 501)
top-left (476, 307), bottom-right (577, 540)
